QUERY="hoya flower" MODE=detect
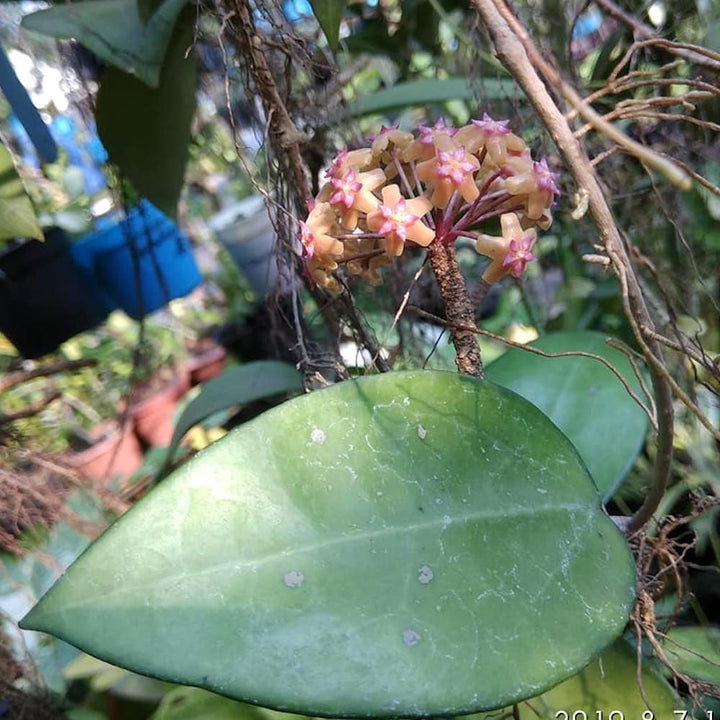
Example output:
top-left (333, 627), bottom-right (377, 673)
top-left (307, 257), bottom-right (342, 293)
top-left (475, 212), bottom-right (537, 284)
top-left (370, 125), bottom-right (414, 161)
top-left (343, 237), bottom-right (391, 286)
top-left (401, 118), bottom-right (457, 163)
top-left (452, 113), bottom-right (526, 165)
top-left (416, 146), bottom-right (480, 209)
top-left (327, 167), bottom-right (385, 229)
top-left (325, 147), bottom-right (375, 181)
top-left (299, 202), bottom-right (344, 259)
top-left (366, 184), bottom-right (434, 257)
top-left (504, 157), bottom-right (560, 220)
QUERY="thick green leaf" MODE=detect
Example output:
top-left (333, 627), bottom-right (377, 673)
top-left (500, 639), bottom-right (680, 716)
top-left (350, 77), bottom-right (517, 116)
top-left (308, 0), bottom-right (347, 53)
top-left (95, 10), bottom-right (196, 217)
top-left (21, 0), bottom-right (188, 88)
top-left (663, 626), bottom-right (720, 684)
top-left (0, 141), bottom-right (42, 243)
top-left (166, 361), bottom-right (304, 461)
top-left (486, 331), bottom-right (648, 501)
top-left (22, 371), bottom-right (635, 717)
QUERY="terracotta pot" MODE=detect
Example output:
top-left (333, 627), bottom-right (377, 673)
top-left (130, 370), bottom-right (190, 447)
top-left (67, 421), bottom-right (144, 484)
top-left (186, 345), bottom-right (227, 385)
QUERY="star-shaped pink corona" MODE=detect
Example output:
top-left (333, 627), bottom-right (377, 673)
top-left (322, 167), bottom-right (385, 230)
top-left (366, 185), bottom-right (434, 256)
top-left (532, 158), bottom-right (560, 195)
top-left (416, 147), bottom-right (480, 208)
top-left (501, 236), bottom-right (537, 278)
top-left (418, 118), bottom-right (457, 145)
top-left (378, 198), bottom-right (417, 241)
top-left (436, 147), bottom-right (479, 186)
top-left (471, 112), bottom-right (511, 136)
top-left (330, 169), bottom-right (363, 209)
top-left (475, 212), bottom-right (538, 284)
top-left (504, 156), bottom-right (559, 220)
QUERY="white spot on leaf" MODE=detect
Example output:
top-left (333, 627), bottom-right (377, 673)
top-left (417, 424), bottom-right (427, 439)
top-left (310, 428), bottom-right (326, 444)
top-left (284, 570), bottom-right (304, 587)
top-left (418, 564), bottom-right (434, 584)
top-left (402, 629), bottom-right (421, 646)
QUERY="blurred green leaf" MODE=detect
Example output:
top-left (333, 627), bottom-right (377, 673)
top-left (137, 0), bottom-right (166, 26)
top-left (150, 686), bottom-right (293, 720)
top-left (65, 711), bottom-right (108, 720)
top-left (95, 9), bottom-right (196, 217)
top-left (486, 331), bottom-right (648, 501)
top-left (350, 77), bottom-right (517, 116)
top-left (308, 0), bottom-right (347, 53)
top-left (23, 371), bottom-right (635, 716)
top-left (165, 361), bottom-right (304, 462)
top-left (663, 626), bottom-right (720, 684)
top-left (21, 0), bottom-right (188, 88)
top-left (479, 639), bottom-right (680, 716)
top-left (0, 141), bottom-right (42, 243)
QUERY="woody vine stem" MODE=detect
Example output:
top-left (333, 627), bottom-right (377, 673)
top-left (471, 0), bottom-right (676, 535)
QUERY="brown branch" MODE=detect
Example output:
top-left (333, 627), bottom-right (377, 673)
top-left (672, 159), bottom-right (720, 199)
top-left (471, 0), bottom-right (675, 534)
top-left (222, 0), bottom-right (311, 212)
top-left (476, 3), bottom-right (691, 189)
top-left (0, 359), bottom-right (97, 393)
top-left (593, 0), bottom-right (720, 73)
top-left (0, 390), bottom-right (61, 426)
top-left (577, 75), bottom-right (720, 113)
top-left (425, 242), bottom-right (483, 377)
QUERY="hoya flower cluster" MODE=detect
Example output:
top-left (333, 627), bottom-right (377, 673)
top-left (300, 115), bottom-right (559, 293)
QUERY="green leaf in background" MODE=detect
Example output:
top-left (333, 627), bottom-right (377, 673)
top-left (22, 371), bottom-right (635, 716)
top-left (486, 331), bottom-right (648, 501)
top-left (501, 639), bottom-right (680, 716)
top-left (308, 0), bottom-right (347, 53)
top-left (65, 711), bottom-right (108, 720)
top-left (20, 0), bottom-right (188, 88)
top-left (63, 653), bottom-right (172, 700)
top-left (166, 361), bottom-right (304, 463)
top-left (350, 77), bottom-right (517, 116)
top-left (95, 9), bottom-right (196, 217)
top-left (137, 0), bottom-right (166, 27)
top-left (0, 141), bottom-right (42, 243)
top-left (150, 686), bottom-right (304, 720)
top-left (663, 626), bottom-right (720, 684)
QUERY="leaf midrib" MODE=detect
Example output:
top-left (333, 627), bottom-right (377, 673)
top-left (33, 501), bottom-right (596, 616)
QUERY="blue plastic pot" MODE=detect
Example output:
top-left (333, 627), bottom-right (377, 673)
top-left (71, 201), bottom-right (202, 319)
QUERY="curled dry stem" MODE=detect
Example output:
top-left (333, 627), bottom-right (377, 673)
top-left (221, 0), bottom-right (310, 211)
top-left (592, 0), bottom-right (720, 73)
